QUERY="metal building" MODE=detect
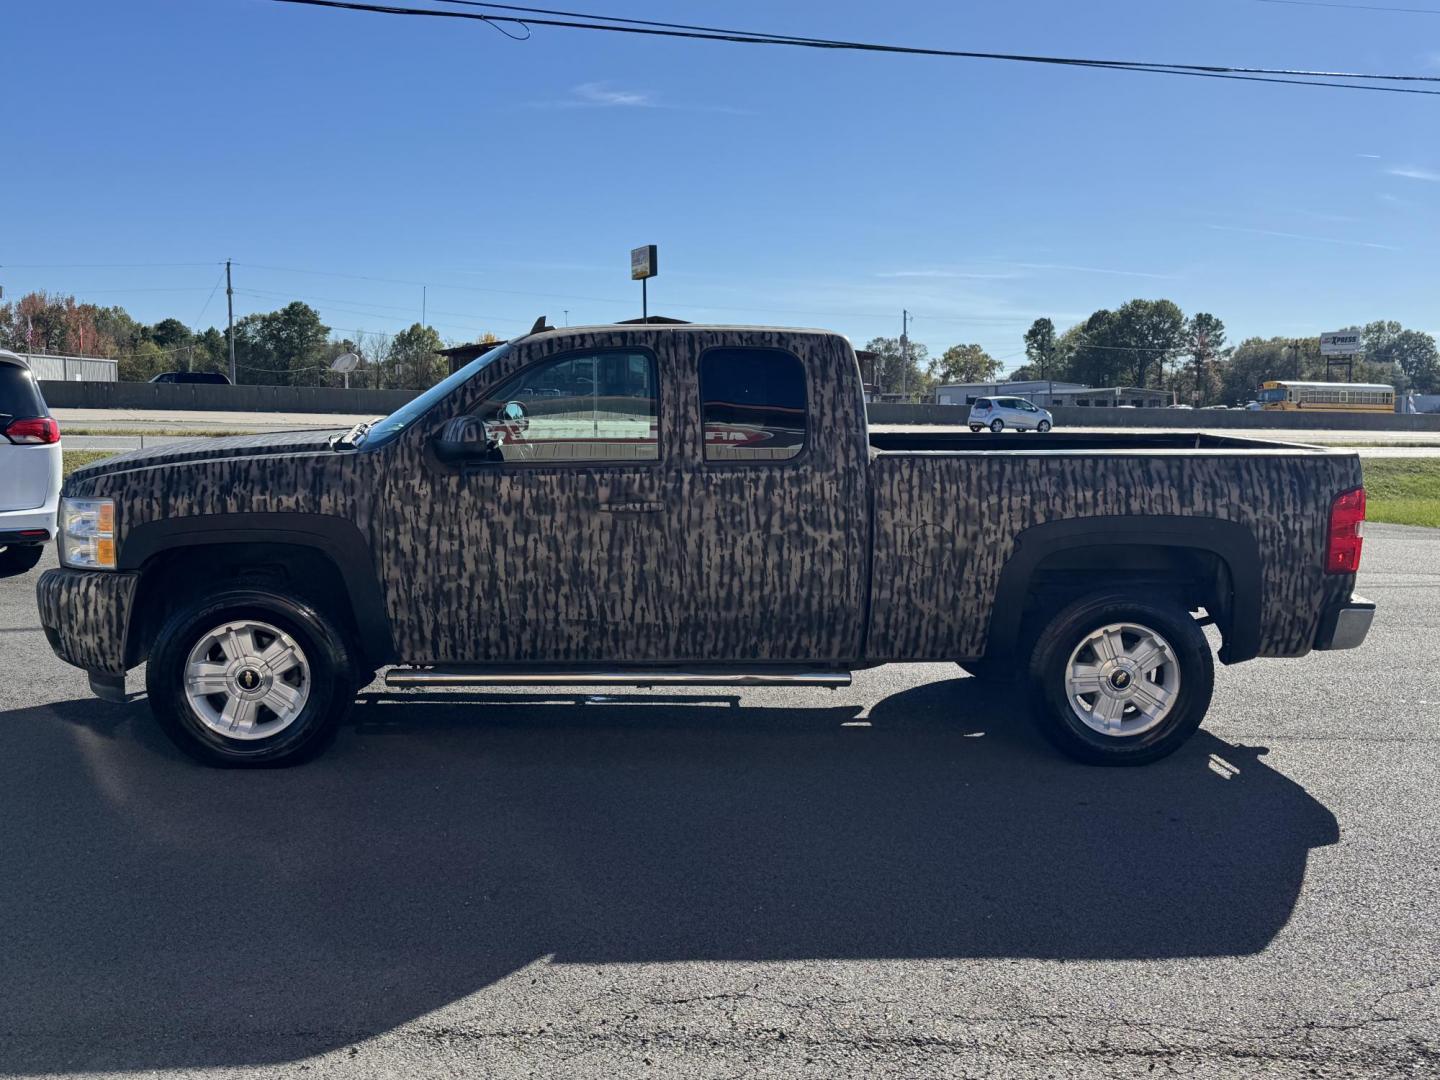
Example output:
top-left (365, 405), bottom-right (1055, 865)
top-left (22, 353), bottom-right (119, 382)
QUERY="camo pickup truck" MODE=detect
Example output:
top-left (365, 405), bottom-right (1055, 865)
top-left (39, 322), bottom-right (1374, 767)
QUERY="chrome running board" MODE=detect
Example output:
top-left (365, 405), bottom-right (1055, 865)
top-left (385, 667), bottom-right (852, 689)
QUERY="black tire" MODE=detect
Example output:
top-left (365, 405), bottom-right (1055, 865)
top-left (969, 425), bottom-right (983, 433)
top-left (145, 586), bottom-right (355, 767)
top-left (0, 543), bottom-right (45, 577)
top-left (1038, 420), bottom-right (1052, 433)
top-left (1027, 591), bottom-right (1213, 766)
top-left (989, 418), bottom-right (1004, 433)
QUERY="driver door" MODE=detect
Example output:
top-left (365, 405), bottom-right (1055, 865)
top-left (404, 347), bottom-right (680, 664)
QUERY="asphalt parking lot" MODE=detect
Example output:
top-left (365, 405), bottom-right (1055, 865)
top-left (0, 529), bottom-right (1436, 1079)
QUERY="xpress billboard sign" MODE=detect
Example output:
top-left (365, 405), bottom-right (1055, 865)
top-left (1320, 330), bottom-right (1362, 358)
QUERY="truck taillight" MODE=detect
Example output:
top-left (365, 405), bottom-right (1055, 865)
top-left (1325, 487), bottom-right (1366, 575)
top-left (3, 417), bottom-right (60, 445)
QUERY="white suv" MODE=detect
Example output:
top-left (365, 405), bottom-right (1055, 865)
top-left (0, 350), bottom-right (62, 576)
top-left (968, 396), bottom-right (1054, 433)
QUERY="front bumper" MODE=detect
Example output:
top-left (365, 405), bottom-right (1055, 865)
top-left (36, 567), bottom-right (140, 676)
top-left (1314, 593), bottom-right (1375, 651)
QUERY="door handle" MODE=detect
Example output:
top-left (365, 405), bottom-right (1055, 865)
top-left (599, 500), bottom-right (665, 514)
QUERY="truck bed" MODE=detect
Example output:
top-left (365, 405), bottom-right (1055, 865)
top-left (869, 431), bottom-right (1323, 454)
top-left (862, 433), bottom-right (1358, 664)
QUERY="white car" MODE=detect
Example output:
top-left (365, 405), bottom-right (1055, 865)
top-left (0, 350), bottom-right (62, 576)
top-left (968, 396), bottom-right (1054, 433)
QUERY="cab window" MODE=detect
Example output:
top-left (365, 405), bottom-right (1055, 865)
top-left (473, 350), bottom-right (658, 463)
top-left (700, 347), bottom-right (807, 462)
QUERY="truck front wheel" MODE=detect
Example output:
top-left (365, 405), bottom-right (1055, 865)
top-left (145, 587), bottom-right (356, 767)
top-left (1027, 591), bottom-right (1213, 765)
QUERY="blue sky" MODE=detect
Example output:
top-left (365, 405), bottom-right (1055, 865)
top-left (5, 0), bottom-right (1438, 367)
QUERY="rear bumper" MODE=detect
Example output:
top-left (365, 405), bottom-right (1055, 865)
top-left (1314, 593), bottom-right (1375, 651)
top-left (0, 509), bottom-right (57, 544)
top-left (0, 525), bottom-right (54, 545)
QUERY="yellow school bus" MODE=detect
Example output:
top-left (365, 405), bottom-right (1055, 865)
top-left (1258, 381), bottom-right (1395, 413)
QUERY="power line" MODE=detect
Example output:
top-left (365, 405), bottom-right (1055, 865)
top-left (232, 285), bottom-right (521, 328)
top-left (0, 261), bottom-right (221, 269)
top-left (265, 0), bottom-right (1440, 95)
top-left (194, 268), bottom-right (228, 326)
top-left (1257, 0), bottom-right (1440, 13)
top-left (235, 260), bottom-right (1050, 324)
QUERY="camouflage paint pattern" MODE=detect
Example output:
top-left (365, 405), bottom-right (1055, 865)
top-left (867, 450), bottom-right (1361, 661)
top-left (40, 326), bottom-right (1360, 674)
top-left (36, 568), bottom-right (140, 674)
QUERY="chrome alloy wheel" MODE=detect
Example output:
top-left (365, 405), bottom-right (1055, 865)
top-left (183, 620), bottom-right (311, 740)
top-left (1064, 622), bottom-right (1180, 738)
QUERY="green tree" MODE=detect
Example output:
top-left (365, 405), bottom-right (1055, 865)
top-left (383, 323), bottom-right (447, 391)
top-left (1183, 312), bottom-right (1226, 405)
top-left (234, 302), bottom-right (330, 386)
top-left (1111, 299), bottom-right (1186, 388)
top-left (1362, 320), bottom-right (1439, 393)
top-left (1057, 314), bottom-right (1127, 387)
top-left (1218, 336), bottom-right (1321, 405)
top-left (1057, 300), bottom-right (1187, 390)
top-left (862, 335), bottom-right (931, 397)
top-left (930, 343), bottom-right (1000, 385)
top-left (116, 339), bottom-right (172, 383)
top-left (149, 317), bottom-right (191, 349)
top-left (1023, 318), bottom-right (1057, 380)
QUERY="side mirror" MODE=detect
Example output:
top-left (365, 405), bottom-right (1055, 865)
top-left (432, 416), bottom-right (499, 464)
top-left (499, 400), bottom-right (526, 423)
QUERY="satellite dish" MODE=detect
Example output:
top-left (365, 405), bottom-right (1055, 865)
top-left (330, 352), bottom-right (360, 374)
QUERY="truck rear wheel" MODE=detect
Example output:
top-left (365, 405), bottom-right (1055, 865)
top-left (145, 586), bottom-right (355, 767)
top-left (1027, 591), bottom-right (1212, 765)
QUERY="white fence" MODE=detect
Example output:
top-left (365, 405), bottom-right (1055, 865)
top-left (21, 353), bottom-right (119, 382)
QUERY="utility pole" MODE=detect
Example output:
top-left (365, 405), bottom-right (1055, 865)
top-left (225, 259), bottom-right (236, 383)
top-left (422, 286), bottom-right (427, 330)
top-left (900, 309), bottom-right (912, 400)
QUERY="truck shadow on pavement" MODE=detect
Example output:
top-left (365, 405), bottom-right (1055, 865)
top-left (0, 677), bottom-right (1338, 1074)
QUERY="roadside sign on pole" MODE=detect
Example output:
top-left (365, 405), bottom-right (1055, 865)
top-left (631, 245), bottom-right (658, 280)
top-left (1320, 330), bottom-right (1362, 357)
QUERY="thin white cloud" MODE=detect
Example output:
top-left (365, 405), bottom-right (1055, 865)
top-left (1295, 209), bottom-right (1361, 224)
top-left (1007, 261), bottom-right (1176, 280)
top-left (1387, 165), bottom-right (1440, 182)
top-left (1205, 223), bottom-right (1398, 251)
top-left (875, 269), bottom-right (1023, 280)
top-left (1355, 153), bottom-right (1382, 160)
top-left (530, 82), bottom-right (747, 114)
top-left (573, 82), bottom-right (653, 107)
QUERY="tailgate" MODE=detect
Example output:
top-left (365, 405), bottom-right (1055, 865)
top-left (0, 443), bottom-right (59, 512)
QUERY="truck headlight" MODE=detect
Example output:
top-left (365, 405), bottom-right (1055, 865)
top-left (59, 497), bottom-right (117, 570)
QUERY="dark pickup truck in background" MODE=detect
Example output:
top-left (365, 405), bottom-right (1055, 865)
top-left (38, 323), bottom-right (1374, 766)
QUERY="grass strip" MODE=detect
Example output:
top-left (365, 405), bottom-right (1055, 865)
top-left (1361, 459), bottom-right (1440, 528)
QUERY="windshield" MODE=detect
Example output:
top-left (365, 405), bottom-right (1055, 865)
top-left (1259, 387), bottom-right (1288, 403)
top-left (360, 343), bottom-right (512, 448)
